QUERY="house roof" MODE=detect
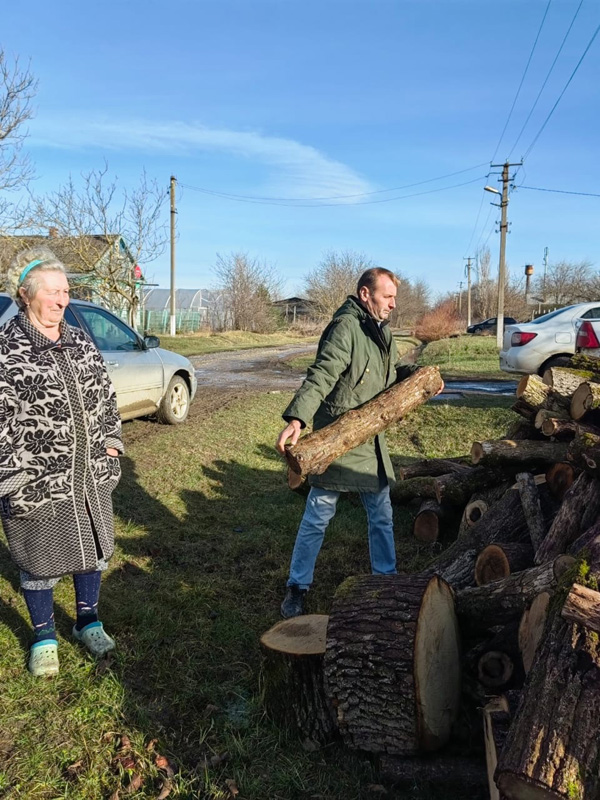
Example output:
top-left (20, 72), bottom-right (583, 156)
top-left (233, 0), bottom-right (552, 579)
top-left (0, 234), bottom-right (129, 274)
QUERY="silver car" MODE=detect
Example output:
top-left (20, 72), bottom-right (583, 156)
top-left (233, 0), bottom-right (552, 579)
top-left (499, 301), bottom-right (600, 376)
top-left (0, 293), bottom-right (197, 424)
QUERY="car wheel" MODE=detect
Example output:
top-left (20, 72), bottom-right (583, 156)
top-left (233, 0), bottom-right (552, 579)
top-left (539, 355), bottom-right (573, 375)
top-left (157, 375), bottom-right (190, 424)
top-left (474, 328), bottom-right (483, 336)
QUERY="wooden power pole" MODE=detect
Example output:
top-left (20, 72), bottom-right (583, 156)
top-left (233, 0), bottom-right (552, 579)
top-left (169, 175), bottom-right (177, 336)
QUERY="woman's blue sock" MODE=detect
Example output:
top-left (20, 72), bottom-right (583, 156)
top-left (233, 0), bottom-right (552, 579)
top-left (73, 571), bottom-right (102, 631)
top-left (23, 588), bottom-right (56, 643)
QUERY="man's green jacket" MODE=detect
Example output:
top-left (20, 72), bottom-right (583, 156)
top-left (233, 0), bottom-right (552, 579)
top-left (283, 296), bottom-right (416, 493)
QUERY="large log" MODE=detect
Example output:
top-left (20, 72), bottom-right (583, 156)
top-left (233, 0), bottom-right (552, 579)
top-left (570, 381), bottom-right (600, 421)
top-left (390, 476), bottom-right (438, 504)
top-left (542, 366), bottom-right (589, 398)
top-left (561, 583), bottom-right (600, 634)
top-left (324, 574), bottom-right (461, 755)
top-left (516, 471), bottom-right (547, 551)
top-left (535, 472), bottom-right (600, 564)
top-left (471, 439), bottom-right (569, 468)
top-left (455, 556), bottom-right (575, 634)
top-left (434, 466), bottom-right (514, 506)
top-left (285, 366), bottom-right (443, 478)
top-left (260, 615), bottom-right (336, 750)
top-left (516, 374), bottom-right (566, 414)
top-left (495, 610), bottom-right (600, 800)
top-left (398, 456), bottom-right (471, 480)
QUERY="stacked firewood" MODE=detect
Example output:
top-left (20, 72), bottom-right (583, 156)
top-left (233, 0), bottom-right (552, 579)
top-left (264, 360), bottom-right (600, 799)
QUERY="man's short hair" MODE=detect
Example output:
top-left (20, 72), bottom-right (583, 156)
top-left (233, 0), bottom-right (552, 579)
top-left (357, 267), bottom-right (399, 294)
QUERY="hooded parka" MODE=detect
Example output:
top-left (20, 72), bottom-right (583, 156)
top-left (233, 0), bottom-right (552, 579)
top-left (283, 296), bottom-right (416, 492)
top-left (0, 312), bottom-right (123, 578)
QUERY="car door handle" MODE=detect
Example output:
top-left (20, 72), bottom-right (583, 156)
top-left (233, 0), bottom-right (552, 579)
top-left (106, 361), bottom-right (120, 368)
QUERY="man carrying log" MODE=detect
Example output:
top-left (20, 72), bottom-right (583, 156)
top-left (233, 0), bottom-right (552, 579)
top-left (276, 268), bottom-right (441, 618)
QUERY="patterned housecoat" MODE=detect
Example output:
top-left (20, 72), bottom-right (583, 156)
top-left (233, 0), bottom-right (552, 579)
top-left (0, 311), bottom-right (123, 578)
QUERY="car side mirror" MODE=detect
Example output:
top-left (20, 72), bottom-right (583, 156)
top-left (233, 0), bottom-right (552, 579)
top-left (143, 335), bottom-right (160, 349)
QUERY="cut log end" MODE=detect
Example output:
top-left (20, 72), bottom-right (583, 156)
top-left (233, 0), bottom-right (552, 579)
top-left (518, 592), bottom-right (550, 674)
top-left (471, 442), bottom-right (484, 465)
top-left (260, 615), bottom-right (328, 656)
top-left (475, 545), bottom-right (510, 586)
top-left (477, 650), bottom-right (514, 688)
top-left (465, 499), bottom-right (488, 526)
top-left (413, 511), bottom-right (440, 543)
top-left (545, 462), bottom-right (575, 500)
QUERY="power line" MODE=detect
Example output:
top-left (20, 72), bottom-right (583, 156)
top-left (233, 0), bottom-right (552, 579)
top-left (491, 0), bottom-right (552, 162)
top-left (519, 184), bottom-right (600, 197)
top-left (178, 161), bottom-right (488, 204)
top-left (179, 174), bottom-right (487, 208)
top-left (508, 0), bottom-right (584, 159)
top-left (462, 176), bottom-right (491, 258)
top-left (524, 19), bottom-right (600, 159)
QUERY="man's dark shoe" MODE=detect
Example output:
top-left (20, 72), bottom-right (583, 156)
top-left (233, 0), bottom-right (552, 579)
top-left (280, 585), bottom-right (307, 619)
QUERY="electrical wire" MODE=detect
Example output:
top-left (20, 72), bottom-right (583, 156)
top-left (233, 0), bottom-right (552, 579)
top-left (490, 0), bottom-right (552, 163)
top-left (178, 161), bottom-right (488, 203)
top-left (519, 184), bottom-right (600, 197)
top-left (179, 174), bottom-right (487, 208)
top-left (523, 19), bottom-right (600, 159)
top-left (462, 175), bottom-right (491, 258)
top-left (508, 0), bottom-right (584, 159)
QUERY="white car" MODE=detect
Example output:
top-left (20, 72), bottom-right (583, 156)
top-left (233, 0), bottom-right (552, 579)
top-left (499, 302), bottom-right (600, 376)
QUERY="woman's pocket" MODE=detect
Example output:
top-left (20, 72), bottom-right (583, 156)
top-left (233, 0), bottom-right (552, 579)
top-left (1, 478), bottom-right (55, 519)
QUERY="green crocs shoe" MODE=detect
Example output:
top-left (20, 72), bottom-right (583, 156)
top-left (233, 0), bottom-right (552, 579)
top-left (29, 640), bottom-right (59, 677)
top-left (72, 621), bottom-right (115, 657)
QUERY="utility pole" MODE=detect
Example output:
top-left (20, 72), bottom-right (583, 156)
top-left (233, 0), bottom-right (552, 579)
top-left (169, 175), bottom-right (177, 336)
top-left (463, 257), bottom-right (473, 327)
top-left (458, 281), bottom-right (463, 316)
top-left (486, 160), bottom-right (522, 348)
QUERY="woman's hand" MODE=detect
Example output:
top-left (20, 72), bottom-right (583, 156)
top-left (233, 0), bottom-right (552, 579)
top-left (106, 448), bottom-right (119, 457)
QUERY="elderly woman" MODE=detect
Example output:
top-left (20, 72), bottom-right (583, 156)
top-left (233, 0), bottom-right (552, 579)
top-left (0, 247), bottom-right (123, 677)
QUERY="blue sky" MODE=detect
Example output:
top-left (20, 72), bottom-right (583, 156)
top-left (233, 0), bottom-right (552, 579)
top-left (2, 0), bottom-right (599, 297)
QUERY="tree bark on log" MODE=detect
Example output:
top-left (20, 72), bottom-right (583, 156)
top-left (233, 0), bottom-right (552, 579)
top-left (474, 543), bottom-right (535, 586)
top-left (324, 574), bottom-right (461, 755)
top-left (434, 466), bottom-right (514, 506)
top-left (458, 482), bottom-right (514, 538)
top-left (535, 408), bottom-right (570, 430)
top-left (495, 610), bottom-right (600, 800)
top-left (561, 583), bottom-right (600, 634)
top-left (516, 374), bottom-right (566, 413)
top-left (568, 353), bottom-right (600, 377)
top-left (535, 472), bottom-right (600, 564)
top-left (390, 476), bottom-right (438, 504)
top-left (285, 366), bottom-right (443, 478)
top-left (455, 556), bottom-right (575, 634)
top-left (545, 462), bottom-right (575, 500)
top-left (567, 432), bottom-right (600, 480)
top-left (379, 755), bottom-right (488, 796)
top-left (542, 366), bottom-right (589, 398)
top-left (518, 592), bottom-right (551, 674)
top-left (516, 471), bottom-right (547, 551)
top-left (413, 499), bottom-right (444, 543)
top-left (260, 615), bottom-right (336, 750)
top-left (570, 381), bottom-right (600, 421)
top-left (471, 439), bottom-right (569, 468)
top-left (569, 519), bottom-right (600, 557)
top-left (398, 457), bottom-right (471, 480)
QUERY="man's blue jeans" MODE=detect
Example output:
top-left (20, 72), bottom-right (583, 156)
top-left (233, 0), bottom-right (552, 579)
top-left (287, 486), bottom-right (397, 589)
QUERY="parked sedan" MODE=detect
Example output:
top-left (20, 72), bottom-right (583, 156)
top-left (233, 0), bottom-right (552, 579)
top-left (467, 316), bottom-right (517, 335)
top-left (0, 294), bottom-right (197, 424)
top-left (499, 302), bottom-right (600, 376)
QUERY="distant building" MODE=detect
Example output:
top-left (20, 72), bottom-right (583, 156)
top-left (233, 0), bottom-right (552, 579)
top-left (272, 296), bottom-right (316, 323)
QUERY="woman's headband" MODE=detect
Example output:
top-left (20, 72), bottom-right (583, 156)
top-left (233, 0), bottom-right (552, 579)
top-left (18, 259), bottom-right (44, 286)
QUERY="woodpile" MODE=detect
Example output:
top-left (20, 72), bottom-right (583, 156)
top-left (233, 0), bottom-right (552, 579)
top-left (267, 362), bottom-right (600, 797)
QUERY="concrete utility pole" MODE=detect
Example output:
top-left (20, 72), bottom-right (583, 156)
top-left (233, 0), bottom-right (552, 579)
top-left (169, 175), bottom-right (177, 336)
top-left (458, 281), bottom-right (463, 316)
top-left (463, 257), bottom-right (473, 327)
top-left (485, 160), bottom-right (522, 348)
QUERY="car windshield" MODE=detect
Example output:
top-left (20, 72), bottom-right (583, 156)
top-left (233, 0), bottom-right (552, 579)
top-left (530, 305), bottom-right (577, 325)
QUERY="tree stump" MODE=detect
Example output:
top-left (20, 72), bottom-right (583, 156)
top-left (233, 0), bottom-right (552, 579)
top-left (260, 615), bottom-right (336, 750)
top-left (324, 574), bottom-right (461, 755)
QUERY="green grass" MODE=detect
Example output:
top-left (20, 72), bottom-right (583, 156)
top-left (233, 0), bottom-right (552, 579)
top-left (0, 393), bottom-right (514, 799)
top-left (418, 335), bottom-right (511, 379)
top-left (151, 330), bottom-right (318, 358)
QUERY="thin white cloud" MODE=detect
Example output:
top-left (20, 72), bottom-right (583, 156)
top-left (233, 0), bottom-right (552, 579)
top-left (29, 118), bottom-right (374, 200)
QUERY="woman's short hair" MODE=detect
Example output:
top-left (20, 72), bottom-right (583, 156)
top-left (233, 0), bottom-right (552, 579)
top-left (6, 247), bottom-right (68, 309)
top-left (357, 267), bottom-right (399, 295)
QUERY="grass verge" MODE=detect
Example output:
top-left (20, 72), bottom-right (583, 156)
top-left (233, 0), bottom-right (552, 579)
top-left (418, 335), bottom-right (511, 379)
top-left (0, 392), bottom-right (513, 799)
top-left (152, 331), bottom-right (318, 358)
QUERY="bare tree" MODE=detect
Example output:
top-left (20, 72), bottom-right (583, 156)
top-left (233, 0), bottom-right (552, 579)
top-left (472, 246), bottom-right (496, 321)
top-left (27, 165), bottom-right (167, 326)
top-left (0, 50), bottom-right (37, 228)
top-left (534, 259), bottom-right (595, 305)
top-left (305, 250), bottom-right (374, 319)
top-left (213, 252), bottom-right (281, 332)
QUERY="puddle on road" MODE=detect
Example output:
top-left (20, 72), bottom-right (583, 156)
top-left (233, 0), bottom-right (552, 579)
top-left (434, 380), bottom-right (517, 400)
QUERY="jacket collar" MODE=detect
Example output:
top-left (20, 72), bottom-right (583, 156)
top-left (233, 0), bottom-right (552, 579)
top-left (17, 310), bottom-right (76, 353)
